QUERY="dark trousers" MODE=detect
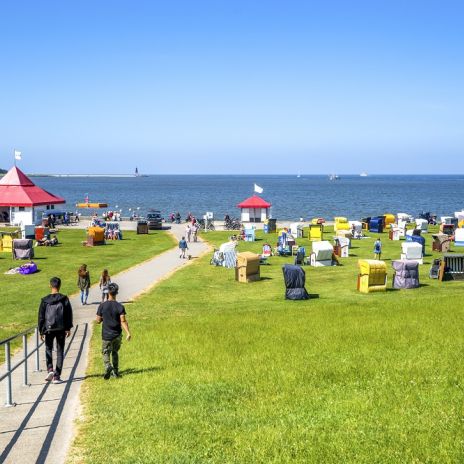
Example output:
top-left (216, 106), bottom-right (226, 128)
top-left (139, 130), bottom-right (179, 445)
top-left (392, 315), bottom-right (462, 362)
top-left (45, 331), bottom-right (66, 376)
top-left (102, 335), bottom-right (122, 371)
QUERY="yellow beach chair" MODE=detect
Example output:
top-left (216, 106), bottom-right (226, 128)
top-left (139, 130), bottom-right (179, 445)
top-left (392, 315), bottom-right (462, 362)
top-left (357, 259), bottom-right (387, 293)
top-left (334, 217), bottom-right (350, 233)
top-left (308, 224), bottom-right (323, 241)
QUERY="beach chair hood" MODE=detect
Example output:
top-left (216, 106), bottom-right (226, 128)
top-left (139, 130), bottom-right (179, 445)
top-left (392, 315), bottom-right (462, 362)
top-left (282, 264), bottom-right (309, 300)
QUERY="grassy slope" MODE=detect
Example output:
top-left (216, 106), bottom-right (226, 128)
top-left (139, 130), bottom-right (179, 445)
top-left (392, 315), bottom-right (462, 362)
top-left (72, 226), bottom-right (464, 464)
top-left (0, 229), bottom-right (175, 344)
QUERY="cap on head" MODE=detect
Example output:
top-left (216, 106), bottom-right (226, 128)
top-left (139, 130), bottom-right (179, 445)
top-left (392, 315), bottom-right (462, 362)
top-left (108, 282), bottom-right (119, 296)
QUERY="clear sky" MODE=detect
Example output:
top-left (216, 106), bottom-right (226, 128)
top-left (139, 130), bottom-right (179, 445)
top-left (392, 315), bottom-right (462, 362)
top-left (0, 1), bottom-right (463, 174)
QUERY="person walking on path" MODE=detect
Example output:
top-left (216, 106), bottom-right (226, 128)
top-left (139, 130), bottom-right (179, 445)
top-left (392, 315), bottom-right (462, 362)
top-left (186, 223), bottom-right (192, 243)
top-left (99, 269), bottom-right (112, 302)
top-left (38, 277), bottom-right (73, 384)
top-left (96, 283), bottom-right (131, 379)
top-left (373, 238), bottom-right (382, 260)
top-left (77, 264), bottom-right (91, 305)
top-left (179, 236), bottom-right (188, 259)
top-left (192, 223), bottom-right (199, 242)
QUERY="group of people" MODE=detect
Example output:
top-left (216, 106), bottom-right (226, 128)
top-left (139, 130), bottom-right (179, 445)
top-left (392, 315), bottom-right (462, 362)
top-left (46, 212), bottom-right (79, 228)
top-left (169, 211), bottom-right (203, 226)
top-left (77, 265), bottom-right (113, 305)
top-left (169, 211), bottom-right (184, 224)
top-left (185, 222), bottom-right (200, 243)
top-left (102, 211), bottom-right (121, 221)
top-left (38, 275), bottom-right (131, 384)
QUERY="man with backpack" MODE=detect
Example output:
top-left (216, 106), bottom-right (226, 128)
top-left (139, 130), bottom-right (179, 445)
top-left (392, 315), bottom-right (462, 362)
top-left (38, 277), bottom-right (73, 384)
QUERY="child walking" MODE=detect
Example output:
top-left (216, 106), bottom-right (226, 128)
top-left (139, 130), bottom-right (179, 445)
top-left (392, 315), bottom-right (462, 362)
top-left (179, 236), bottom-right (188, 259)
top-left (373, 238), bottom-right (382, 259)
top-left (99, 269), bottom-right (112, 302)
top-left (77, 264), bottom-right (91, 305)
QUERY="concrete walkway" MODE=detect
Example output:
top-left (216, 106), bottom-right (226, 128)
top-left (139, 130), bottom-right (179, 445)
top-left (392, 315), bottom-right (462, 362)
top-left (0, 225), bottom-right (209, 464)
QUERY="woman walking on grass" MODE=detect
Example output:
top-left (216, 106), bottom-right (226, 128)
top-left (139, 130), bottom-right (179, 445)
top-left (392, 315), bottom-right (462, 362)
top-left (77, 264), bottom-right (91, 305)
top-left (99, 269), bottom-right (112, 302)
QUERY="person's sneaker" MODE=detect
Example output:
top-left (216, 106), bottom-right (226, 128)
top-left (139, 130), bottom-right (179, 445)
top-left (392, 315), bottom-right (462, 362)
top-left (103, 366), bottom-right (113, 380)
top-left (45, 370), bottom-right (54, 382)
top-left (52, 375), bottom-right (62, 384)
top-left (111, 369), bottom-right (121, 378)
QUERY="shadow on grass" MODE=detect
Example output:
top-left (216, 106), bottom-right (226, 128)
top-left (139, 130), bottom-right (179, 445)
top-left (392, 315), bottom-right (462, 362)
top-left (309, 294), bottom-right (320, 299)
top-left (75, 366), bottom-right (165, 381)
top-left (388, 283), bottom-right (429, 291)
top-left (88, 300), bottom-right (134, 305)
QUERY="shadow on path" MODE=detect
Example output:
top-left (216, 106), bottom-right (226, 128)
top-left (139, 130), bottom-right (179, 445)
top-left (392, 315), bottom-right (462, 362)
top-left (35, 323), bottom-right (88, 464)
top-left (0, 326), bottom-right (83, 464)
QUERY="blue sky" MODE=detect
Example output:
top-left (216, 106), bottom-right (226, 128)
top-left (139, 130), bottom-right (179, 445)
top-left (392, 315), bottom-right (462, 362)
top-left (0, 0), bottom-right (463, 174)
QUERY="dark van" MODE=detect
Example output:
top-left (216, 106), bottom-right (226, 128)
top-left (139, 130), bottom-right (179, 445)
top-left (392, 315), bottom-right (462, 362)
top-left (146, 211), bottom-right (163, 230)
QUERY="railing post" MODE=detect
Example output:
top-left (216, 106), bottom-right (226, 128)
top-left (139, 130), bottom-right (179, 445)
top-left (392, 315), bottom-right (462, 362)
top-left (23, 334), bottom-right (29, 387)
top-left (4, 342), bottom-right (14, 407)
top-left (34, 327), bottom-right (40, 372)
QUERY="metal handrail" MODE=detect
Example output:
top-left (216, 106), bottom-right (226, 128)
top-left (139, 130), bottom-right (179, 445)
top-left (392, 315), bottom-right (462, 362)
top-left (0, 326), bottom-right (43, 407)
top-left (0, 326), bottom-right (37, 346)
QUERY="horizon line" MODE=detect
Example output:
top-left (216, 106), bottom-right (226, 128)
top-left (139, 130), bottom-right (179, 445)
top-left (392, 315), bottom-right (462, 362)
top-left (24, 172), bottom-right (464, 177)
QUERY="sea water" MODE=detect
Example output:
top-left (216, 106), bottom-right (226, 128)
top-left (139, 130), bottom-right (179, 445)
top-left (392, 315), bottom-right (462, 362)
top-left (32, 175), bottom-right (464, 220)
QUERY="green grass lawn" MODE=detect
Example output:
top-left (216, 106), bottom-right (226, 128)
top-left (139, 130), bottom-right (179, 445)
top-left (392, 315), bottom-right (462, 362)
top-left (0, 228), bottom-right (175, 347)
top-left (72, 227), bottom-right (464, 463)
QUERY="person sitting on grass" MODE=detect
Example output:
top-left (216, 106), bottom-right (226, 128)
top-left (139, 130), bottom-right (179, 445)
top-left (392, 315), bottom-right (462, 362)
top-left (96, 283), bottom-right (131, 379)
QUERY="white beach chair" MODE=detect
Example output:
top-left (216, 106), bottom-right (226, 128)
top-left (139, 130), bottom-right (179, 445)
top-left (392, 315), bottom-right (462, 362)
top-left (310, 241), bottom-right (335, 267)
top-left (401, 242), bottom-right (423, 264)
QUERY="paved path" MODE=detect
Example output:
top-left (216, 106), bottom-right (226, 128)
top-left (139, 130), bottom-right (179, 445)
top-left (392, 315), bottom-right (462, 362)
top-left (0, 225), bottom-right (209, 464)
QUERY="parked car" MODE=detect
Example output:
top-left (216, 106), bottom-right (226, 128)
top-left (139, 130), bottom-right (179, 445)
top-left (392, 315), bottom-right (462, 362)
top-left (41, 211), bottom-right (76, 226)
top-left (146, 211), bottom-right (163, 230)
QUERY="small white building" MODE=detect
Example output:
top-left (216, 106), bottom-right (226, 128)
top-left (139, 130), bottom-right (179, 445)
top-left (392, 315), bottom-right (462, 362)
top-left (0, 166), bottom-right (65, 226)
top-left (237, 195), bottom-right (271, 223)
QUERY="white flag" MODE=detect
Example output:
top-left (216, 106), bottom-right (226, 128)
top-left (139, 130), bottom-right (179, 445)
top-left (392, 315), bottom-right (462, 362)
top-left (14, 150), bottom-right (22, 160)
top-left (254, 183), bottom-right (263, 194)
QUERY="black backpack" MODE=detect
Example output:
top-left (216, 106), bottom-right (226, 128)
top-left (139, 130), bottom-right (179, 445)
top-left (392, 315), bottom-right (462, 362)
top-left (45, 300), bottom-right (65, 332)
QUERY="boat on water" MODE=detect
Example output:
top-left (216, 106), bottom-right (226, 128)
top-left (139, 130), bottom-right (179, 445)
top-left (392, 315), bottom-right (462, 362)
top-left (329, 174), bottom-right (340, 181)
top-left (76, 202), bottom-right (109, 209)
top-left (297, 173), bottom-right (301, 178)
top-left (360, 172), bottom-right (368, 177)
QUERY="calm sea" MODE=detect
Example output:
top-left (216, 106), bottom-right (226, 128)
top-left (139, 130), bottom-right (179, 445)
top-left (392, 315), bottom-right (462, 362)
top-left (32, 175), bottom-right (464, 221)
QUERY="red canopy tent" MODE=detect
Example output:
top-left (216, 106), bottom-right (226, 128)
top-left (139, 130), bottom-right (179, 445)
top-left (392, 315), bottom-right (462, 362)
top-left (237, 195), bottom-right (272, 223)
top-left (0, 166), bottom-right (65, 224)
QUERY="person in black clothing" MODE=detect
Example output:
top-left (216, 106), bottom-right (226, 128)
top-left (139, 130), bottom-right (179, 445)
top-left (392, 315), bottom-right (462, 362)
top-left (96, 283), bottom-right (131, 379)
top-left (38, 277), bottom-right (73, 384)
